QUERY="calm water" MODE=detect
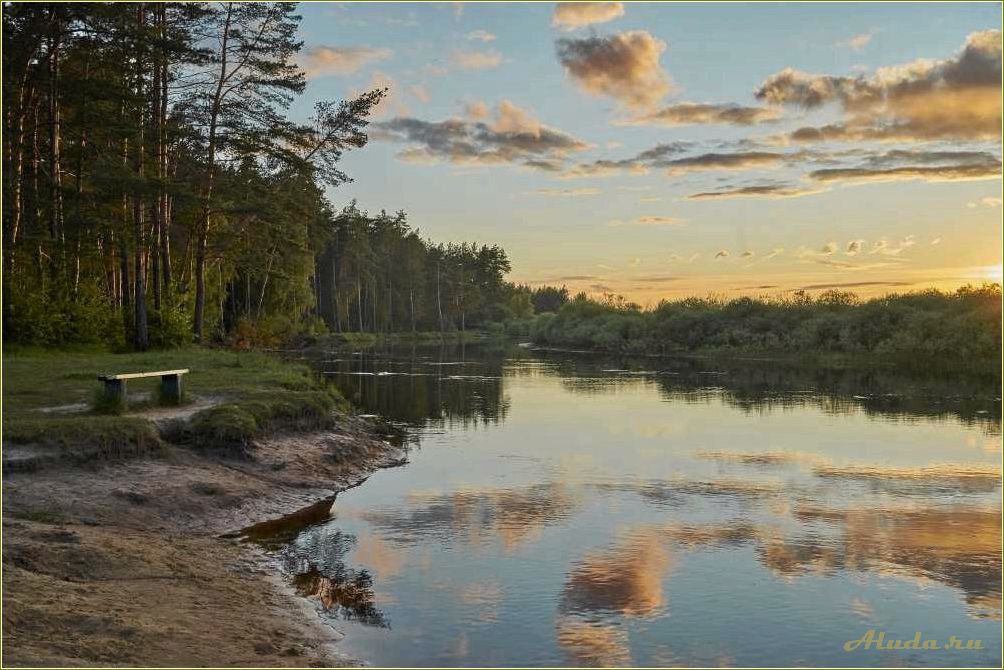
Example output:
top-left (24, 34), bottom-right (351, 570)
top-left (251, 344), bottom-right (1002, 667)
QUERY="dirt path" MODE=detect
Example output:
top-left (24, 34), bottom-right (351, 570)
top-left (2, 418), bottom-right (407, 667)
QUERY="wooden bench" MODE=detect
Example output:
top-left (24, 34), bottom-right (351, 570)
top-left (97, 369), bottom-right (189, 405)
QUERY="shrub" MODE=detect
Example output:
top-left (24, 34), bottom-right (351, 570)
top-left (148, 306), bottom-right (192, 349)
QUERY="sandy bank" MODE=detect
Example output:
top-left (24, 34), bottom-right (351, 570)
top-left (2, 416), bottom-right (407, 667)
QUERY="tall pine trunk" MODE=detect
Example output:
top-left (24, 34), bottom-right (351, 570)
top-left (194, 3), bottom-right (233, 342)
top-left (132, 4), bottom-right (149, 350)
top-left (47, 27), bottom-right (64, 247)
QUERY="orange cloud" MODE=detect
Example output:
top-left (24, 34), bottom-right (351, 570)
top-left (299, 45), bottom-right (392, 77)
top-left (556, 31), bottom-right (673, 110)
top-left (552, 2), bottom-right (625, 31)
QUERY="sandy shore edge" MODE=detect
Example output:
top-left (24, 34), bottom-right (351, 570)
top-left (2, 416), bottom-right (406, 667)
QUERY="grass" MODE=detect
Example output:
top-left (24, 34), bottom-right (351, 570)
top-left (2, 346), bottom-right (349, 463)
top-left (2, 415), bottom-right (164, 464)
top-left (162, 390), bottom-right (340, 456)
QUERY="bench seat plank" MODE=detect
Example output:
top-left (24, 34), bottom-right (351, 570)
top-left (98, 369), bottom-right (189, 381)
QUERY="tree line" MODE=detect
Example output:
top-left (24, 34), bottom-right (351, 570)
top-left (2, 2), bottom-right (552, 350)
top-left (525, 284), bottom-right (1002, 369)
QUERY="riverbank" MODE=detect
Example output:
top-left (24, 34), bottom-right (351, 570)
top-left (305, 330), bottom-right (495, 349)
top-left (2, 347), bottom-right (405, 666)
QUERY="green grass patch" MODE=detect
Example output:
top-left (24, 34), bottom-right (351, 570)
top-left (3, 415), bottom-right (162, 462)
top-left (162, 389), bottom-right (339, 456)
top-left (2, 347), bottom-right (340, 416)
top-left (3, 346), bottom-right (349, 463)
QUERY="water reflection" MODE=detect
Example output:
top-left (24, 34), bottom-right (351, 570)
top-left (239, 501), bottom-right (389, 628)
top-left (783, 505), bottom-right (1002, 620)
top-left (317, 348), bottom-right (509, 428)
top-left (555, 620), bottom-right (633, 667)
top-left (545, 352), bottom-right (1001, 435)
top-left (271, 344), bottom-right (1003, 667)
top-left (359, 482), bottom-right (578, 552)
top-left (562, 529), bottom-right (674, 618)
top-left (307, 343), bottom-right (1001, 435)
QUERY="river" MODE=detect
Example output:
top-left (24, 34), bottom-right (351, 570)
top-left (248, 342), bottom-right (1001, 668)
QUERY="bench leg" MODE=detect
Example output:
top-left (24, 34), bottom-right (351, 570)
top-left (103, 379), bottom-right (126, 405)
top-left (160, 374), bottom-right (183, 404)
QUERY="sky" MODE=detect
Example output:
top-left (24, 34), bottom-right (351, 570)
top-left (290, 1), bottom-right (1002, 304)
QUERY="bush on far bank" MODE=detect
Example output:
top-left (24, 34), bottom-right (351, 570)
top-left (528, 283), bottom-right (1002, 369)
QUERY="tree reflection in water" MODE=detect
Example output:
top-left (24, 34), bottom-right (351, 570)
top-left (239, 508), bottom-right (389, 628)
top-left (308, 342), bottom-right (1001, 435)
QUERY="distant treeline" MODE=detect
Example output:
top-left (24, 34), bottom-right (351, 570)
top-left (522, 285), bottom-right (1002, 367)
top-left (312, 204), bottom-right (529, 338)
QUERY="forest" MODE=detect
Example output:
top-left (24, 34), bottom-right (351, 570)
top-left (523, 284), bottom-right (1002, 370)
top-left (2, 2), bottom-right (547, 350)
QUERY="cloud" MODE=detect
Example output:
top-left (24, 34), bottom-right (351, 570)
top-left (662, 151), bottom-right (789, 175)
top-left (813, 258), bottom-right (862, 269)
top-left (715, 250), bottom-right (730, 259)
top-left (931, 237), bottom-right (942, 245)
top-left (385, 14), bottom-right (419, 28)
top-left (552, 2), bottom-right (625, 31)
top-left (562, 141), bottom-right (693, 178)
top-left (636, 216), bottom-right (684, 226)
top-left (409, 84), bottom-right (431, 104)
top-left (688, 184), bottom-right (826, 200)
top-left (553, 275), bottom-right (597, 281)
top-left (796, 238), bottom-right (913, 266)
top-left (800, 281), bottom-right (911, 290)
top-left (757, 30), bottom-right (1002, 142)
top-left (299, 45), bottom-right (393, 77)
top-left (970, 196), bottom-right (1003, 208)
top-left (621, 102), bottom-right (782, 126)
top-left (556, 31), bottom-right (673, 110)
top-left (465, 29), bottom-right (496, 42)
top-left (634, 273), bottom-right (682, 281)
top-left (422, 63), bottom-right (449, 77)
top-left (869, 236), bottom-right (915, 256)
top-left (354, 71), bottom-right (407, 118)
top-left (373, 102), bottom-right (589, 170)
top-left (740, 250), bottom-right (755, 258)
top-left (861, 149), bottom-right (1000, 168)
top-left (492, 99), bottom-right (542, 135)
top-left (464, 100), bottom-right (490, 120)
top-left (535, 187), bottom-right (601, 197)
top-left (836, 32), bottom-right (873, 51)
top-left (450, 49), bottom-right (504, 70)
top-left (809, 161), bottom-right (1001, 184)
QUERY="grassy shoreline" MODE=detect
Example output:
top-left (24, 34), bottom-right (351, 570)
top-left (305, 329), bottom-right (492, 348)
top-left (2, 347), bottom-right (349, 464)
